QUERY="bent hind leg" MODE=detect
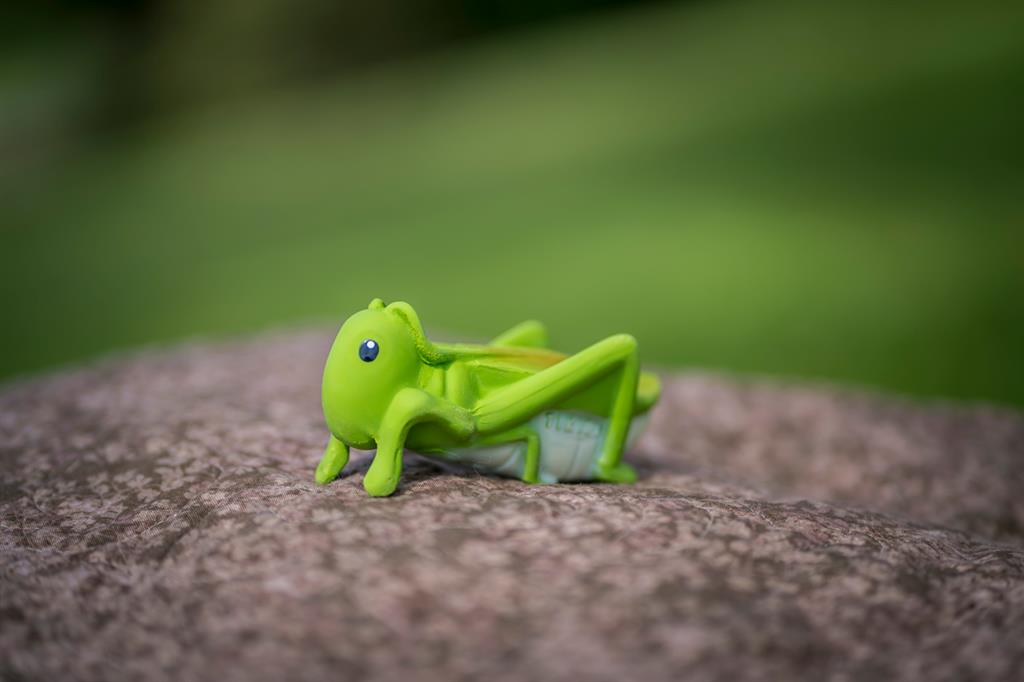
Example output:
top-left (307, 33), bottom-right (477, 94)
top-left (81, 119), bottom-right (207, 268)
top-left (489, 320), bottom-right (548, 348)
top-left (473, 334), bottom-right (640, 484)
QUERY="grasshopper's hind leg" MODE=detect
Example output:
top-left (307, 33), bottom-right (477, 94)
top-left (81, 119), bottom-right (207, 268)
top-left (490, 320), bottom-right (548, 348)
top-left (473, 334), bottom-right (640, 484)
top-left (592, 336), bottom-right (639, 484)
top-left (475, 425), bottom-right (541, 484)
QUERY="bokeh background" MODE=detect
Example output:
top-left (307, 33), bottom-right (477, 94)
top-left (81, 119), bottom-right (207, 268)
top-left (2, 0), bottom-right (1022, 405)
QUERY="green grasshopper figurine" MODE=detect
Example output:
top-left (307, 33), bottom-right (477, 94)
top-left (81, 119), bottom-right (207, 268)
top-left (315, 299), bottom-right (660, 496)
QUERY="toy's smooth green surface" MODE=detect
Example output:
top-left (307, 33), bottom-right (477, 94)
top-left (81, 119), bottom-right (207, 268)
top-left (317, 299), bottom-right (660, 497)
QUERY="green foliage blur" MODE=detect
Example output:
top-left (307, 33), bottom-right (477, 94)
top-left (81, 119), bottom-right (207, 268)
top-left (2, 0), bottom-right (1023, 406)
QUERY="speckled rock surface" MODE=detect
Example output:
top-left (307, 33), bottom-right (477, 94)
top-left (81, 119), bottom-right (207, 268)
top-left (2, 330), bottom-right (1023, 682)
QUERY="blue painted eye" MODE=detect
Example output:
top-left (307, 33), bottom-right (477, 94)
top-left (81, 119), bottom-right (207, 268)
top-left (359, 339), bottom-right (379, 362)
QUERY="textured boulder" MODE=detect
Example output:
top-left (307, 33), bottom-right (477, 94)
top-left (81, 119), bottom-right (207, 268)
top-left (2, 330), bottom-right (1023, 681)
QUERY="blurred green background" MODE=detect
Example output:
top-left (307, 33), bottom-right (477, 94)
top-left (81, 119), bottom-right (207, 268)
top-left (2, 0), bottom-right (1022, 405)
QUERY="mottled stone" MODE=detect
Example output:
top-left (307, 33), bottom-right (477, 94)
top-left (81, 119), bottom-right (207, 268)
top-left (1, 329), bottom-right (1023, 682)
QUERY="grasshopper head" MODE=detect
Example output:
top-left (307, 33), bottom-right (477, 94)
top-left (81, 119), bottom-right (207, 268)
top-left (322, 299), bottom-right (443, 447)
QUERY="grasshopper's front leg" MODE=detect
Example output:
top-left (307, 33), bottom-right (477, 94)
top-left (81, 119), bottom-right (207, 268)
top-left (364, 388), bottom-right (475, 497)
top-left (315, 435), bottom-right (350, 485)
top-left (473, 334), bottom-right (640, 484)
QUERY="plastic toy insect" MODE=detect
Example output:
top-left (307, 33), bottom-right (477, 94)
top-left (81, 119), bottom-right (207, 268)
top-left (315, 299), bottom-right (660, 496)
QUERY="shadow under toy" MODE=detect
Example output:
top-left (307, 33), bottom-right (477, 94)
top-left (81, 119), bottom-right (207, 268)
top-left (316, 299), bottom-right (660, 496)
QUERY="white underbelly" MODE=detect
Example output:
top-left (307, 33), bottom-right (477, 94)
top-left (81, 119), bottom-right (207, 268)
top-left (434, 410), bottom-right (649, 483)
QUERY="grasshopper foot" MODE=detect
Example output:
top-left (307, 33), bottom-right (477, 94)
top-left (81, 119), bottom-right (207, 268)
top-left (594, 461), bottom-right (637, 484)
top-left (363, 471), bottom-right (399, 497)
top-left (315, 436), bottom-right (349, 485)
